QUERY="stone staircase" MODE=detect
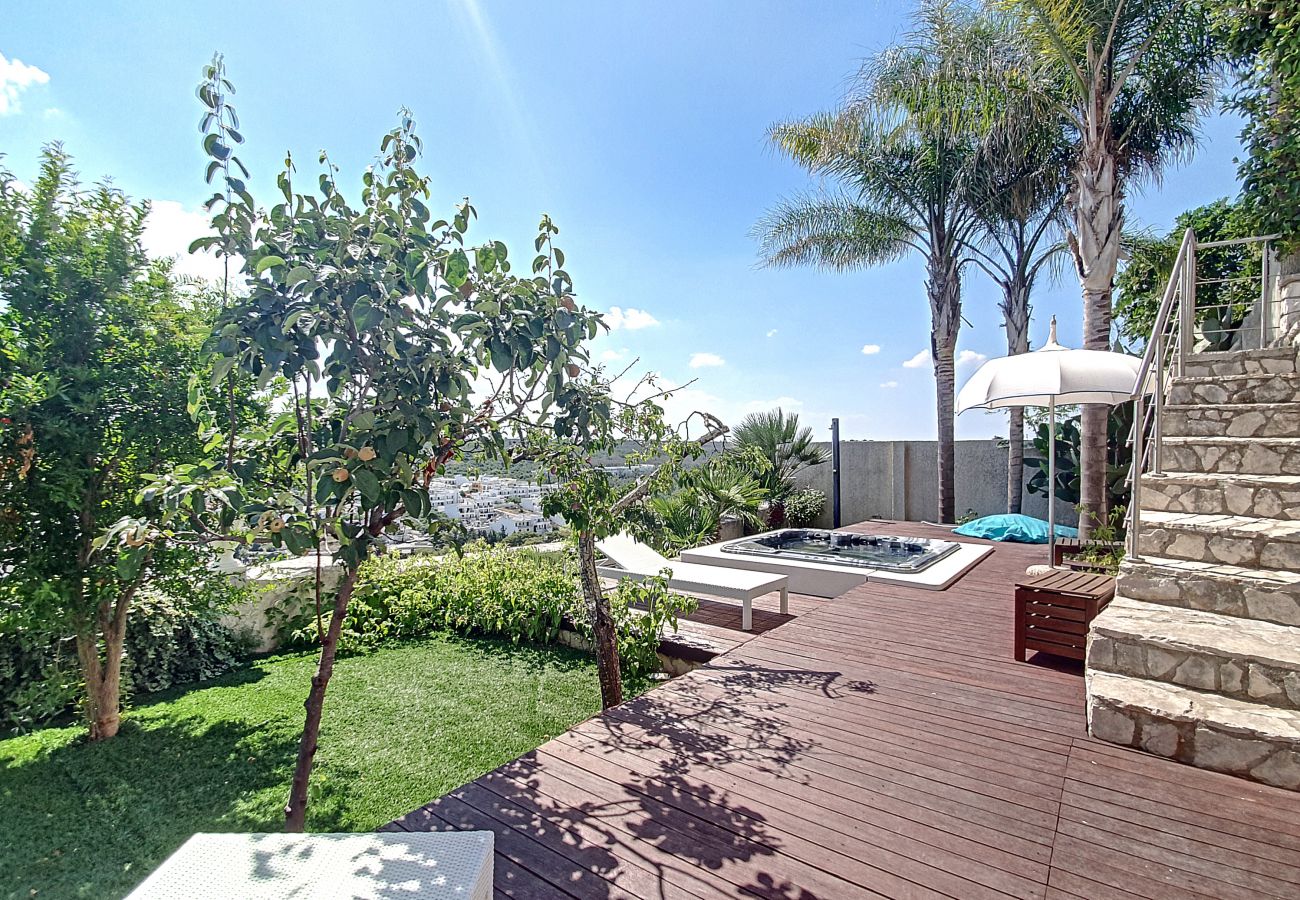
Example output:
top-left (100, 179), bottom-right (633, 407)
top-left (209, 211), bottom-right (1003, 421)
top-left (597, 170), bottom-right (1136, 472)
top-left (1085, 345), bottom-right (1300, 791)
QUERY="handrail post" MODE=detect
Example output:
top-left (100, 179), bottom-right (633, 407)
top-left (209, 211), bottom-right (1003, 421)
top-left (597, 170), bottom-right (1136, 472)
top-left (1179, 232), bottom-right (1196, 367)
top-left (1151, 333), bottom-right (1163, 475)
top-left (1130, 394), bottom-right (1144, 561)
top-left (1261, 240), bottom-right (1272, 347)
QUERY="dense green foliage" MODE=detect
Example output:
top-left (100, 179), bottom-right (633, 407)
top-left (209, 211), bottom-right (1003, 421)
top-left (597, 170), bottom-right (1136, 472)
top-left (1115, 198), bottom-right (1261, 348)
top-left (296, 548), bottom-right (695, 680)
top-left (1025, 404), bottom-right (1133, 519)
top-left (1214, 0), bottom-right (1300, 249)
top-left (121, 593), bottom-right (246, 696)
top-left (0, 635), bottom-right (616, 899)
top-left (783, 488), bottom-right (828, 528)
top-left (1, 593), bottom-right (246, 732)
top-left (339, 550), bottom-right (581, 650)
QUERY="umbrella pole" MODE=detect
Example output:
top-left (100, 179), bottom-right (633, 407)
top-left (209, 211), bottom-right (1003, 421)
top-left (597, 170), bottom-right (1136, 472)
top-left (1048, 397), bottom-right (1056, 567)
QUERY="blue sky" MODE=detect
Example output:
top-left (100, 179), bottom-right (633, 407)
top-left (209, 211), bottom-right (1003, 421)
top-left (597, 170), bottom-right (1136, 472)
top-left (1, 1), bottom-right (1245, 440)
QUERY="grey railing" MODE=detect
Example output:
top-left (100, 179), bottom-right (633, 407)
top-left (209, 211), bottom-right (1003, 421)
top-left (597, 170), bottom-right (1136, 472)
top-left (1126, 229), bottom-right (1282, 559)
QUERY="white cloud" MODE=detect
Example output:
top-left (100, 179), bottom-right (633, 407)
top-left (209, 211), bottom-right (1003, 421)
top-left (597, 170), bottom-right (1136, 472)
top-left (861, 343), bottom-right (881, 356)
top-left (689, 352), bottom-right (725, 369)
top-left (598, 348), bottom-right (627, 363)
top-left (0, 53), bottom-right (49, 116)
top-left (957, 349), bottom-right (988, 367)
top-left (604, 306), bottom-right (659, 331)
top-left (141, 199), bottom-right (231, 282)
top-left (880, 380), bottom-right (899, 389)
top-left (766, 329), bottom-right (778, 338)
top-left (902, 349), bottom-right (930, 368)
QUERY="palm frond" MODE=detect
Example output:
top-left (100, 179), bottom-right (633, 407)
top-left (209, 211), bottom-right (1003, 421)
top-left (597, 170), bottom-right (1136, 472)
top-left (753, 192), bottom-right (915, 272)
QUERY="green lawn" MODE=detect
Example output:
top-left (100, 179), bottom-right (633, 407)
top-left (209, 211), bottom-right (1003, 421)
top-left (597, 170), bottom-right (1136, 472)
top-left (0, 635), bottom-right (619, 899)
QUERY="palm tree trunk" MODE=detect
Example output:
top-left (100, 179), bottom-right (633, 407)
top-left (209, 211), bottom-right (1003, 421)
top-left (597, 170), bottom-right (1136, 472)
top-left (1001, 278), bottom-right (1032, 513)
top-left (928, 253), bottom-right (962, 524)
top-left (1069, 134), bottom-right (1123, 538)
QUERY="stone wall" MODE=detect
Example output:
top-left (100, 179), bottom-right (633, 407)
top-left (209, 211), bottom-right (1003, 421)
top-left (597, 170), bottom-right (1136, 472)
top-left (792, 438), bottom-right (1077, 528)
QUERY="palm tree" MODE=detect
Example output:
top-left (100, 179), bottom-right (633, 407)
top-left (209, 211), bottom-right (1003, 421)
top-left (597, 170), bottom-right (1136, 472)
top-left (1001, 0), bottom-right (1220, 533)
top-left (755, 2), bottom-right (995, 522)
top-left (730, 409), bottom-right (827, 506)
top-left (963, 23), bottom-right (1070, 512)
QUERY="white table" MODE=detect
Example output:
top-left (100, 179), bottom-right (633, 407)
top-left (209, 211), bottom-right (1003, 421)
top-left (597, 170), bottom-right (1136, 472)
top-left (127, 831), bottom-right (493, 900)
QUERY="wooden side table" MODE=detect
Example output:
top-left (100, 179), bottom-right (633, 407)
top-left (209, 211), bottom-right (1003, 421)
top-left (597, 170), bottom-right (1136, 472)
top-left (1014, 570), bottom-right (1115, 662)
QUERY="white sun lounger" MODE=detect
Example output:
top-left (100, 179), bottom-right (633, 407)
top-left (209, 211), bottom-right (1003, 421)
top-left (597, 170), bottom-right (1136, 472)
top-left (596, 533), bottom-right (788, 631)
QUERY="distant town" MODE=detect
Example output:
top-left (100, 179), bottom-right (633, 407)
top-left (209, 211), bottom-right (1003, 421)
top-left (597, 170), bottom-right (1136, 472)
top-left (426, 467), bottom-right (655, 539)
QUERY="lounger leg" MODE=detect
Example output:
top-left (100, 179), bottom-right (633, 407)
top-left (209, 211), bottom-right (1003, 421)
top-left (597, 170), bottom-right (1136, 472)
top-left (780, 585), bottom-right (788, 615)
top-left (742, 597), bottom-right (752, 632)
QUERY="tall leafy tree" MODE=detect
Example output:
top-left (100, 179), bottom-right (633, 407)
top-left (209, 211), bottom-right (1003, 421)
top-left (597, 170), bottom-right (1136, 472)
top-left (1213, 0), bottom-right (1300, 332)
top-left (755, 2), bottom-right (995, 523)
top-left (0, 147), bottom-right (221, 740)
top-left (1001, 0), bottom-right (1220, 533)
top-left (148, 58), bottom-right (601, 830)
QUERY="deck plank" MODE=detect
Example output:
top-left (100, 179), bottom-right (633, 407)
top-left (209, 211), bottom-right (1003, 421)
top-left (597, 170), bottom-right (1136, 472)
top-left (390, 521), bottom-right (1300, 898)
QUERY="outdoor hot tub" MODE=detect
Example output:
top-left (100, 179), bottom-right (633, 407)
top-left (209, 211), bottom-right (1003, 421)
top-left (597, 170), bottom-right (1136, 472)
top-left (679, 526), bottom-right (991, 597)
top-left (719, 529), bottom-right (960, 572)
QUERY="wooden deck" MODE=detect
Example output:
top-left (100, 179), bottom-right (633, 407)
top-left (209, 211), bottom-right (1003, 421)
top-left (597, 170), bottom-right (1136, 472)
top-left (386, 522), bottom-right (1300, 899)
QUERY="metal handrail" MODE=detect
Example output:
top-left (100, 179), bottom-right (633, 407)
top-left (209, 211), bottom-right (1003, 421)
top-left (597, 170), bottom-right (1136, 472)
top-left (1124, 230), bottom-right (1281, 560)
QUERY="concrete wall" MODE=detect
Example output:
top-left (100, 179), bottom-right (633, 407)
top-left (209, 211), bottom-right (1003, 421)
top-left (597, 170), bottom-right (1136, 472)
top-left (792, 438), bottom-right (1077, 528)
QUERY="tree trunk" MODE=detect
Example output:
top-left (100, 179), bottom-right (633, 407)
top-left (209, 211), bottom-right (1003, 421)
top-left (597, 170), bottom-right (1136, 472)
top-left (927, 253), bottom-right (962, 524)
top-left (1001, 278), bottom-right (1032, 514)
top-left (75, 628), bottom-right (124, 741)
top-left (577, 530), bottom-right (622, 709)
top-left (74, 554), bottom-right (150, 741)
top-left (1069, 133), bottom-right (1123, 539)
top-left (284, 562), bottom-right (360, 832)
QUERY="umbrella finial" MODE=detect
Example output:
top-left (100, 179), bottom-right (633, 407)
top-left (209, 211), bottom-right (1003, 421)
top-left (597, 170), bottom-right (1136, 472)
top-left (1049, 316), bottom-right (1058, 345)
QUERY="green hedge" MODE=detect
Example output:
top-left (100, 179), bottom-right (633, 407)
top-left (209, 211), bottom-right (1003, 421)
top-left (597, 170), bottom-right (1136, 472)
top-left (306, 548), bottom-right (695, 679)
top-left (1, 594), bottom-right (246, 732)
top-left (343, 549), bottom-right (583, 649)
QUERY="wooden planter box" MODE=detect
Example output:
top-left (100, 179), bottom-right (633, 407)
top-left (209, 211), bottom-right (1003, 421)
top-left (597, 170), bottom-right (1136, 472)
top-left (1014, 571), bottom-right (1115, 662)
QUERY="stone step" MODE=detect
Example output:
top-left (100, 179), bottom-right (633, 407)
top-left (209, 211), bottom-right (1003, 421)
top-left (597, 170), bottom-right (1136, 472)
top-left (1163, 402), bottom-right (1300, 439)
top-left (1161, 435), bottom-right (1300, 476)
top-left (1178, 346), bottom-right (1297, 378)
top-left (1140, 471), bottom-right (1300, 520)
top-left (1119, 556), bottom-right (1300, 627)
top-left (1089, 596), bottom-right (1300, 711)
top-left (1086, 670), bottom-right (1300, 790)
top-left (1168, 372), bottom-right (1300, 405)
top-left (1138, 509), bottom-right (1300, 571)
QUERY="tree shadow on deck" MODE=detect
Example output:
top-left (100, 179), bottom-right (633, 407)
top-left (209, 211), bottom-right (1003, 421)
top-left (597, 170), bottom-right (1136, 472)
top-left (394, 664), bottom-right (872, 899)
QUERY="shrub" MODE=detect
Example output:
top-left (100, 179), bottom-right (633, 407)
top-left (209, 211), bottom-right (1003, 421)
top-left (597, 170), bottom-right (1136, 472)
top-left (337, 548), bottom-right (584, 651)
top-left (312, 548), bottom-right (697, 679)
top-left (783, 488), bottom-right (827, 528)
top-left (606, 574), bottom-right (697, 678)
top-left (1, 594), bottom-right (246, 732)
top-left (0, 629), bottom-right (81, 733)
top-left (123, 593), bottom-right (248, 695)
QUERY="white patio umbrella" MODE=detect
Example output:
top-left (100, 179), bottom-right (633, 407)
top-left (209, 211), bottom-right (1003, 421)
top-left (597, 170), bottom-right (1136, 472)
top-left (956, 318), bottom-right (1141, 564)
